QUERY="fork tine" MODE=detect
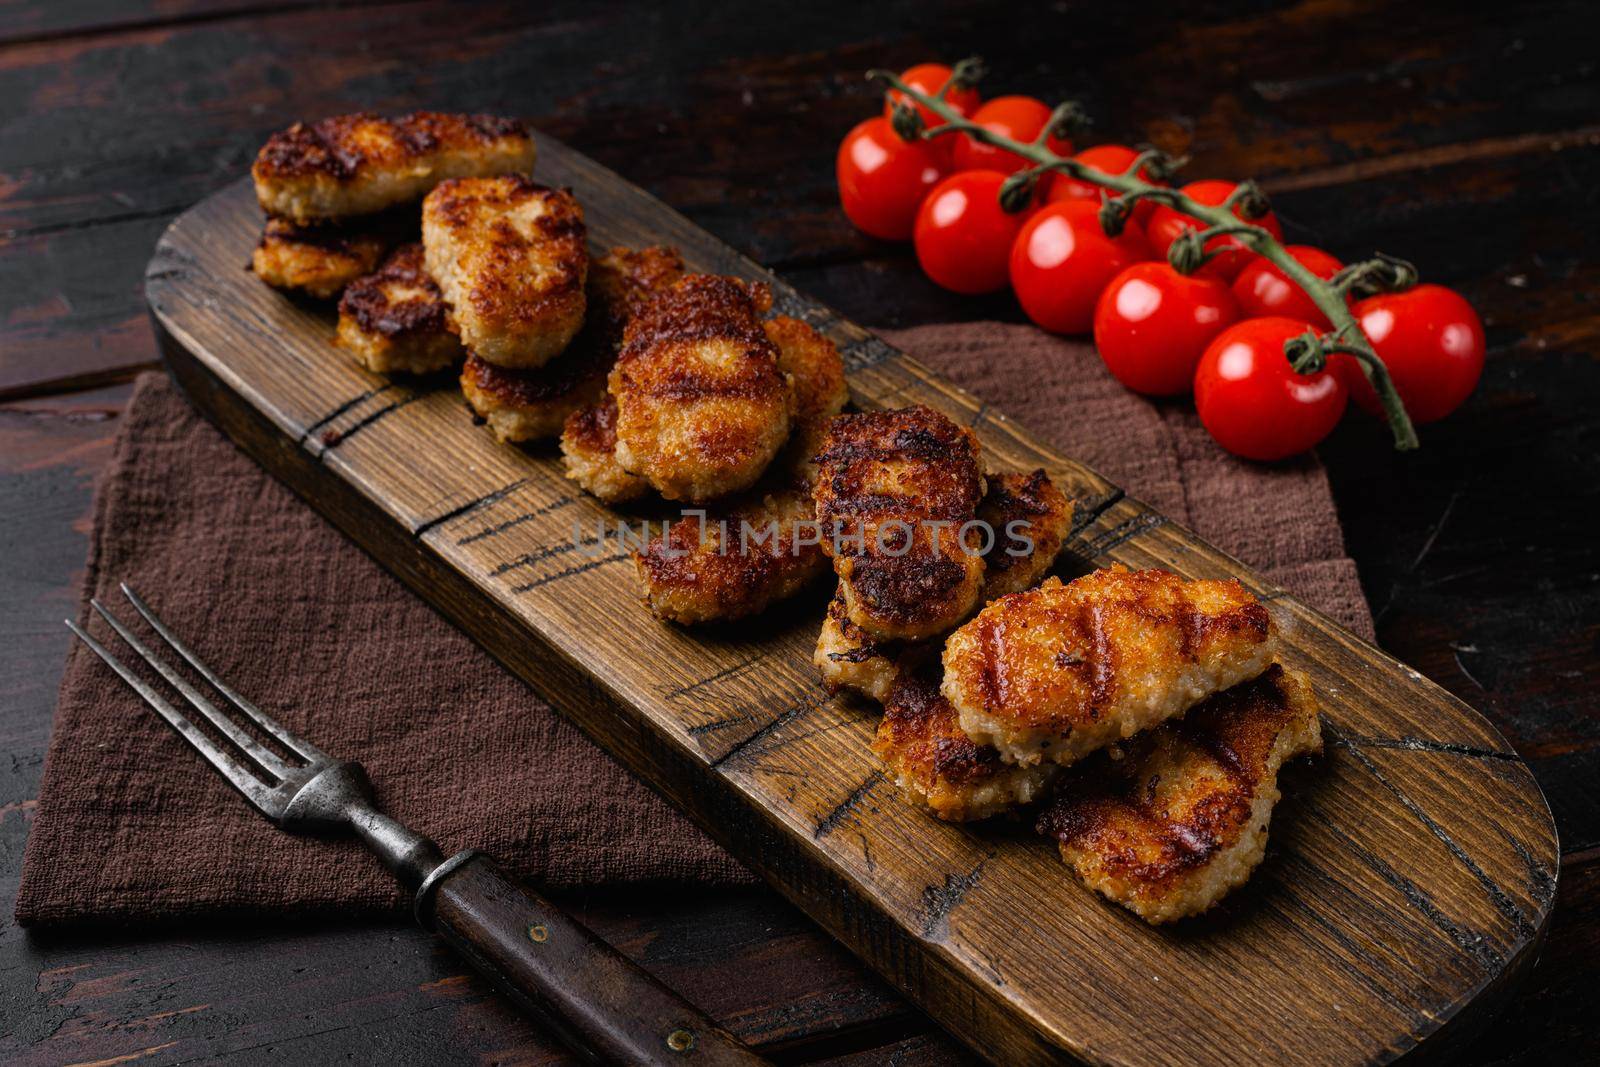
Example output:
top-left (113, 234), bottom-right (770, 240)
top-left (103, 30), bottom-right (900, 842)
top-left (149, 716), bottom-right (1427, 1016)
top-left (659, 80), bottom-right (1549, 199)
top-left (88, 597), bottom-right (299, 779)
top-left (66, 618), bottom-right (283, 814)
top-left (118, 584), bottom-right (328, 763)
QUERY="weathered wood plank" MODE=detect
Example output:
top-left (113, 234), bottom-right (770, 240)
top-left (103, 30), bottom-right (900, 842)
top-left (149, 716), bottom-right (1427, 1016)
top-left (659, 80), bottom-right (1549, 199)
top-left (148, 153), bottom-right (1559, 1064)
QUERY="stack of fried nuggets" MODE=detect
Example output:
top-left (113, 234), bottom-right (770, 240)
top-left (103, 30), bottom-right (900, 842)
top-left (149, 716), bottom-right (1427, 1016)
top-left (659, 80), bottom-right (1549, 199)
top-left (250, 113), bottom-right (1321, 925)
top-left (809, 404), bottom-right (1322, 924)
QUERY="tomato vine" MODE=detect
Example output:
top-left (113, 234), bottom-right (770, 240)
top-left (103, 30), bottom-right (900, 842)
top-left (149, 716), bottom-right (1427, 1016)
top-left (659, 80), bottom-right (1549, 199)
top-left (870, 59), bottom-right (1423, 451)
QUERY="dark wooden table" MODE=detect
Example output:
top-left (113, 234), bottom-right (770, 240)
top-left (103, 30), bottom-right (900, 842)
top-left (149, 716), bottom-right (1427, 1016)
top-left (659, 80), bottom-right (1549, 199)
top-left (2, 2), bottom-right (1595, 1063)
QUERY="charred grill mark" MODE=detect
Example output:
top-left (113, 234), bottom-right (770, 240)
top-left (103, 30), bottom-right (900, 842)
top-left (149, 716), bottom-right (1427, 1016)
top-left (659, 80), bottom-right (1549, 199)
top-left (508, 552), bottom-right (628, 593)
top-left (814, 772), bottom-right (884, 840)
top-left (414, 477), bottom-right (531, 537)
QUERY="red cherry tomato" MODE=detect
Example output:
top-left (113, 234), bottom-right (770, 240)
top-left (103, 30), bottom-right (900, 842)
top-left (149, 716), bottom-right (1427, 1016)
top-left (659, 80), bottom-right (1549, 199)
top-left (1333, 284), bottom-right (1485, 424)
top-left (836, 116), bottom-right (949, 241)
top-left (1046, 143), bottom-right (1162, 225)
top-left (952, 96), bottom-right (1071, 176)
top-left (1194, 317), bottom-right (1348, 460)
top-left (1009, 201), bottom-right (1152, 335)
top-left (1146, 179), bottom-right (1284, 282)
top-left (1093, 262), bottom-right (1241, 395)
top-left (914, 170), bottom-right (1031, 294)
top-left (883, 62), bottom-right (982, 137)
top-left (1231, 245), bottom-right (1343, 328)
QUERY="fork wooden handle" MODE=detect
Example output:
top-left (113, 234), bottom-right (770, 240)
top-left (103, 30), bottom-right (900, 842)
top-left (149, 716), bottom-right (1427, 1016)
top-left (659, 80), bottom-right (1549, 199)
top-left (425, 853), bottom-right (768, 1065)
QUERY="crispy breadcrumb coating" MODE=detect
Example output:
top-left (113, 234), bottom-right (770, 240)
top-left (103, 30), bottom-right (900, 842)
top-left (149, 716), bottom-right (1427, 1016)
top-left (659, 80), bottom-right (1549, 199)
top-left (253, 111), bottom-right (534, 224)
top-left (633, 487), bottom-right (828, 624)
top-left (335, 244), bottom-right (462, 374)
top-left (812, 406), bottom-right (986, 641)
top-left (977, 469), bottom-right (1074, 600)
top-left (942, 566), bottom-right (1279, 768)
top-left (253, 217), bottom-right (388, 299)
top-left (561, 395), bottom-right (649, 504)
top-left (872, 655), bottom-right (1059, 822)
top-left (423, 176), bottom-right (587, 368)
top-left (1037, 664), bottom-right (1321, 923)
top-left (609, 274), bottom-right (791, 503)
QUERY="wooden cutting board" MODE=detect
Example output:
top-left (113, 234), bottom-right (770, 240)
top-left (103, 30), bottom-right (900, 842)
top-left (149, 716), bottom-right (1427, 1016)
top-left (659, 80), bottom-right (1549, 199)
top-left (146, 140), bottom-right (1558, 1066)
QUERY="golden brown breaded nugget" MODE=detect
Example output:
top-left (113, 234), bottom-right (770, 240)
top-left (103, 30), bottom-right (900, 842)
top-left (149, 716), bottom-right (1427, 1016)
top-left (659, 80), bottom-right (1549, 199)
top-left (977, 469), bottom-right (1074, 600)
top-left (812, 406), bottom-right (986, 641)
top-left (609, 274), bottom-right (791, 503)
top-left (633, 487), bottom-right (828, 624)
top-left (561, 396), bottom-right (648, 505)
top-left (1037, 664), bottom-right (1321, 923)
top-left (335, 244), bottom-right (462, 374)
top-left (588, 245), bottom-right (687, 345)
top-left (460, 351), bottom-right (608, 443)
top-left (814, 587), bottom-right (904, 702)
top-left (943, 566), bottom-right (1279, 768)
top-left (461, 246), bottom-right (684, 443)
top-left (423, 176), bottom-right (587, 368)
top-left (253, 217), bottom-right (388, 299)
top-left (873, 655), bottom-right (1059, 822)
top-left (764, 316), bottom-right (849, 484)
top-left (253, 111), bottom-right (535, 224)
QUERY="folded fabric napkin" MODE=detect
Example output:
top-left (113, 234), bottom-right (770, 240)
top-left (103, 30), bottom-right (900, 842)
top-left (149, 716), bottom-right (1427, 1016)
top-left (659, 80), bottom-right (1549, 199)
top-left (15, 322), bottom-right (1373, 925)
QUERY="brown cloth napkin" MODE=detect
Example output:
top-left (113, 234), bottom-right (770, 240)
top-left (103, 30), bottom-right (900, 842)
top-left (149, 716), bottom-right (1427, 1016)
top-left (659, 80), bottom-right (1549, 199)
top-left (15, 323), bottom-right (1372, 926)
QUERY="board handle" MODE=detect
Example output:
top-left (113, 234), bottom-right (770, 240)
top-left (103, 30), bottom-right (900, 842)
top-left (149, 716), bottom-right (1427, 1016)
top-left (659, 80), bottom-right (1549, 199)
top-left (422, 852), bottom-right (767, 1065)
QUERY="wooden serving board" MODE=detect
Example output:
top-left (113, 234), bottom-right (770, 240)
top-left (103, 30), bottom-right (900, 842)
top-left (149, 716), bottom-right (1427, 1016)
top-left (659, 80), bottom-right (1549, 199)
top-left (147, 142), bottom-right (1557, 1066)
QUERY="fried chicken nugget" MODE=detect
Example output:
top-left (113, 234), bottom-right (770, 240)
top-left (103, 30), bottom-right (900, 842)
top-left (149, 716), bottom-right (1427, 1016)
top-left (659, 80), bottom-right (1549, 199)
top-left (977, 469), bottom-right (1075, 600)
top-left (943, 566), bottom-right (1279, 768)
top-left (633, 486), bottom-right (829, 624)
top-left (462, 247), bottom-right (686, 442)
top-left (1037, 664), bottom-right (1321, 923)
top-left (253, 111), bottom-right (535, 224)
top-left (609, 275), bottom-right (791, 503)
top-left (816, 469), bottom-right (1073, 699)
top-left (561, 395), bottom-right (648, 504)
top-left (423, 176), bottom-right (587, 368)
top-left (814, 587), bottom-right (904, 702)
top-left (763, 316), bottom-right (849, 484)
top-left (812, 406), bottom-right (986, 641)
top-left (253, 217), bottom-right (388, 299)
top-left (335, 244), bottom-right (462, 374)
top-left (872, 654), bottom-right (1060, 822)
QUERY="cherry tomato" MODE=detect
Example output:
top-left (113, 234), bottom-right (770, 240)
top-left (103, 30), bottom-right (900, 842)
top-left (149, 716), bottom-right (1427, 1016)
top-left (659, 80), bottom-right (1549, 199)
top-left (1009, 201), bottom-right (1152, 335)
top-left (884, 62), bottom-right (982, 140)
top-left (914, 170), bottom-right (1031, 294)
top-left (836, 116), bottom-right (949, 241)
top-left (1194, 317), bottom-right (1347, 460)
top-left (1093, 262), bottom-right (1241, 395)
top-left (1231, 245), bottom-right (1343, 328)
top-left (952, 96), bottom-right (1071, 176)
top-left (1046, 143), bottom-right (1161, 225)
top-left (1146, 179), bottom-right (1284, 282)
top-left (1333, 284), bottom-right (1485, 424)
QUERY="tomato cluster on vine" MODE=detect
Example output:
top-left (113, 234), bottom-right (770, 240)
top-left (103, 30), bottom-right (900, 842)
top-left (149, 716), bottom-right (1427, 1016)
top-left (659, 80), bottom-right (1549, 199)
top-left (836, 62), bottom-right (1486, 461)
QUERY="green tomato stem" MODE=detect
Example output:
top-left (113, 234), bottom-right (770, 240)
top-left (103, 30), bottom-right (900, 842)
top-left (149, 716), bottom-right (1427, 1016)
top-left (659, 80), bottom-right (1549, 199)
top-left (867, 66), bottom-right (1421, 451)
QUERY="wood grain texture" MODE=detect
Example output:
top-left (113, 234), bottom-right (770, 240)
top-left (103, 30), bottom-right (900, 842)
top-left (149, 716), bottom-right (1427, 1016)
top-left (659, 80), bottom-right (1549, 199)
top-left (149, 146), bottom-right (1557, 1065)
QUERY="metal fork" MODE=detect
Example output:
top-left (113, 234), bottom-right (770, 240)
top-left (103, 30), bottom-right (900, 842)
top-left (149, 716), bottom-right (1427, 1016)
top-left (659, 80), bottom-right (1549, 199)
top-left (69, 584), bottom-right (765, 1066)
